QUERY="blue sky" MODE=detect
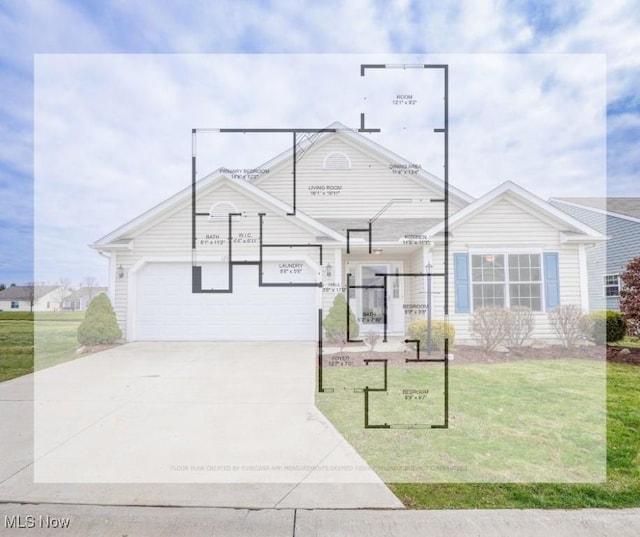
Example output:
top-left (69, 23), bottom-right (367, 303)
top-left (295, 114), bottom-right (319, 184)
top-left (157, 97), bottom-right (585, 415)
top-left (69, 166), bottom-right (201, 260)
top-left (1, 0), bottom-right (639, 287)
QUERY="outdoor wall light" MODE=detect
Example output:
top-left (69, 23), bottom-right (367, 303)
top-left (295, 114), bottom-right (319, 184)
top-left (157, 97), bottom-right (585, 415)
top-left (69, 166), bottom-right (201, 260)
top-left (325, 263), bottom-right (333, 278)
top-left (117, 265), bottom-right (126, 279)
top-left (373, 248), bottom-right (383, 255)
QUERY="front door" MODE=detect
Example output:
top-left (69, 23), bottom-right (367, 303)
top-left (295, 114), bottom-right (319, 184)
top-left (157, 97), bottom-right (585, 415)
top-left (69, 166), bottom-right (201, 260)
top-left (357, 262), bottom-right (404, 334)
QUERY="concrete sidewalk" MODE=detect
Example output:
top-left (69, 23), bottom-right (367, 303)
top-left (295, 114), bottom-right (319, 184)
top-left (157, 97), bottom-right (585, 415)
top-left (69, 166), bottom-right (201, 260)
top-left (1, 503), bottom-right (639, 536)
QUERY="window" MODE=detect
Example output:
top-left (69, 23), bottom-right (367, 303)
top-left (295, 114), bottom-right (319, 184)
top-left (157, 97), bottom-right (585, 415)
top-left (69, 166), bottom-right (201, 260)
top-left (471, 253), bottom-right (542, 311)
top-left (208, 201), bottom-right (239, 222)
top-left (322, 151), bottom-right (351, 170)
top-left (392, 267), bottom-right (400, 299)
top-left (604, 274), bottom-right (620, 297)
top-left (10, 301), bottom-right (19, 309)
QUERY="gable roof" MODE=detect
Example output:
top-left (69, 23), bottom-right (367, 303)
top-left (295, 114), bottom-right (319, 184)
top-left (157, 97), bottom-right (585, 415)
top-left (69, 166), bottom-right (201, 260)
top-left (92, 172), bottom-right (346, 248)
top-left (0, 285), bottom-right (60, 301)
top-left (549, 197), bottom-right (640, 224)
top-left (251, 121), bottom-right (475, 207)
top-left (426, 181), bottom-right (607, 241)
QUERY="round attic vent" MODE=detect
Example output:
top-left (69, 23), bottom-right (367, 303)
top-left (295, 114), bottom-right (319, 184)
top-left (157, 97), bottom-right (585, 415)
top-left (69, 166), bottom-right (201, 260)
top-left (322, 151), bottom-right (351, 170)
top-left (208, 201), bottom-right (239, 221)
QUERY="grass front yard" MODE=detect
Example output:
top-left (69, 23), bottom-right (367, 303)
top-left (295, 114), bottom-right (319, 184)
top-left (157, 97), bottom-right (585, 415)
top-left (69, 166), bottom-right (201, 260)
top-left (0, 311), bottom-right (84, 382)
top-left (390, 362), bottom-right (640, 509)
top-left (318, 357), bottom-right (606, 484)
top-left (317, 349), bottom-right (640, 508)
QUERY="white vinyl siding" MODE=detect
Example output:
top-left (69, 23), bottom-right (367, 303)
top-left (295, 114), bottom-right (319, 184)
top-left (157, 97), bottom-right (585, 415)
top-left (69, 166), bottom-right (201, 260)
top-left (112, 183), bottom-right (330, 339)
top-left (429, 196), bottom-right (584, 343)
top-left (256, 136), bottom-right (460, 219)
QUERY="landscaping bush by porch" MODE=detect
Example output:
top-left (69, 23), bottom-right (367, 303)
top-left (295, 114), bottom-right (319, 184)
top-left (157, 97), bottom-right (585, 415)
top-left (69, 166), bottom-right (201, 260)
top-left (406, 319), bottom-right (455, 351)
top-left (587, 310), bottom-right (626, 344)
top-left (549, 305), bottom-right (593, 348)
top-left (323, 293), bottom-right (359, 346)
top-left (77, 294), bottom-right (122, 345)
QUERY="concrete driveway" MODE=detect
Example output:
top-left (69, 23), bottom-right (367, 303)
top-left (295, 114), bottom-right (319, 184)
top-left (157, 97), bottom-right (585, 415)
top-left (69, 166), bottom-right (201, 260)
top-left (0, 342), bottom-right (401, 509)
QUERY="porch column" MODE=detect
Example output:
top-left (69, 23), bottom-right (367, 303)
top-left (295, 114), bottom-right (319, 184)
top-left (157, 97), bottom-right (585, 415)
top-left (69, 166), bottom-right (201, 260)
top-left (334, 248), bottom-right (343, 287)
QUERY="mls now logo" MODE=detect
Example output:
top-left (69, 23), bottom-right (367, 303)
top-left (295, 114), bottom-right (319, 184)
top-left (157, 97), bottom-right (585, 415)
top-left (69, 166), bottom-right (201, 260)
top-left (5, 514), bottom-right (71, 529)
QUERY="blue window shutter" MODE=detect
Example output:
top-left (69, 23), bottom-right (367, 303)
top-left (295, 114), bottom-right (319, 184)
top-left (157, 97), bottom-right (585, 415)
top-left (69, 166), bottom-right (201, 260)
top-left (454, 253), bottom-right (470, 313)
top-left (544, 252), bottom-right (560, 311)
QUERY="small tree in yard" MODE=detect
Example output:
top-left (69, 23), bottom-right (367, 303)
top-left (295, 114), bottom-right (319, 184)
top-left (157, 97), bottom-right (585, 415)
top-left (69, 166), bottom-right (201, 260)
top-left (620, 256), bottom-right (640, 337)
top-left (504, 306), bottom-right (536, 347)
top-left (549, 305), bottom-right (592, 348)
top-left (323, 293), bottom-right (359, 350)
top-left (77, 294), bottom-right (121, 345)
top-left (364, 330), bottom-right (381, 355)
top-left (470, 307), bottom-right (511, 352)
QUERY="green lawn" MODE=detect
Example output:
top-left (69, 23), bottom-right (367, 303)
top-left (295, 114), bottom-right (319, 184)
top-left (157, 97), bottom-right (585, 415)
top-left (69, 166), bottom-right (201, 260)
top-left (0, 312), bottom-right (84, 382)
top-left (317, 359), bottom-right (640, 508)
top-left (390, 363), bottom-right (640, 509)
top-left (319, 359), bottom-right (606, 483)
top-left (0, 319), bottom-right (33, 381)
top-left (611, 336), bottom-right (640, 348)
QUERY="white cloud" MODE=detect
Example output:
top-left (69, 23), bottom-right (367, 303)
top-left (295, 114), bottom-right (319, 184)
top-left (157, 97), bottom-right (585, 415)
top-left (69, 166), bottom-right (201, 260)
top-left (2, 0), bottom-right (638, 284)
top-left (33, 53), bottom-right (607, 282)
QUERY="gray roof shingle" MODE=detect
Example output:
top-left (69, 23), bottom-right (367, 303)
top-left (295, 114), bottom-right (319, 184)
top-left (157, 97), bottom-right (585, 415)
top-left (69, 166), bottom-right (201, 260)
top-left (554, 198), bottom-right (640, 219)
top-left (317, 218), bottom-right (441, 241)
top-left (0, 285), bottom-right (59, 301)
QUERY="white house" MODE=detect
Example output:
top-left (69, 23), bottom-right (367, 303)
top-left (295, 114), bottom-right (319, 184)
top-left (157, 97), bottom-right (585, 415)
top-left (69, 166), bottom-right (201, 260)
top-left (0, 285), bottom-right (64, 312)
top-left (91, 123), bottom-right (605, 343)
top-left (62, 287), bottom-right (107, 311)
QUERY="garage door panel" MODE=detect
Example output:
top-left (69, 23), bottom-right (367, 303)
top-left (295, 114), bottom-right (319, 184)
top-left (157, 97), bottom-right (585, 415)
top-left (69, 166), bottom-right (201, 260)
top-left (135, 263), bottom-right (316, 341)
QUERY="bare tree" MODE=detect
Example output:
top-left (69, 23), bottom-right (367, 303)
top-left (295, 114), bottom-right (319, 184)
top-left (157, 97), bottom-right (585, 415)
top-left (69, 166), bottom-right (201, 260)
top-left (470, 307), bottom-right (511, 352)
top-left (23, 282), bottom-right (36, 312)
top-left (82, 276), bottom-right (99, 301)
top-left (504, 307), bottom-right (536, 347)
top-left (54, 277), bottom-right (72, 311)
top-left (549, 305), bottom-right (592, 348)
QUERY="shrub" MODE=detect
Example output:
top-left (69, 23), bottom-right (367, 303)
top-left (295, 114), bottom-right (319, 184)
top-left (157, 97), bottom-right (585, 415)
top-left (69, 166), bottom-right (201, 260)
top-left (620, 256), bottom-right (640, 337)
top-left (323, 293), bottom-right (359, 348)
top-left (469, 307), bottom-right (510, 352)
top-left (586, 310), bottom-right (626, 344)
top-left (77, 294), bottom-right (122, 345)
top-left (504, 306), bottom-right (536, 347)
top-left (406, 319), bottom-right (455, 351)
top-left (548, 305), bottom-right (592, 348)
top-left (363, 330), bottom-right (381, 352)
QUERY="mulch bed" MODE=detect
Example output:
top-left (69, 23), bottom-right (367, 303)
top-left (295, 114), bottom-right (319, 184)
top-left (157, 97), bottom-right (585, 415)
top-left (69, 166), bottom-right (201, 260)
top-left (334, 344), bottom-right (640, 366)
top-left (606, 344), bottom-right (640, 366)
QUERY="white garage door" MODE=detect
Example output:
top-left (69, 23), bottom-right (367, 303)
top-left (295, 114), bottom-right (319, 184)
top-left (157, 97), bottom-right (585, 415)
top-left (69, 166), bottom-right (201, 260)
top-left (135, 263), bottom-right (318, 341)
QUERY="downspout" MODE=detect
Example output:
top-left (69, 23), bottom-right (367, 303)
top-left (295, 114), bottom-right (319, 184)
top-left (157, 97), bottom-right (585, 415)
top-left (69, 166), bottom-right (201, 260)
top-left (97, 250), bottom-right (116, 305)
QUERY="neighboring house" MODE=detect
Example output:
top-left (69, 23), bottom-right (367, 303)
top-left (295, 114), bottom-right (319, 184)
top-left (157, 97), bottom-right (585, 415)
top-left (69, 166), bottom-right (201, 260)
top-left (92, 123), bottom-right (605, 343)
top-left (62, 287), bottom-right (107, 311)
top-left (0, 285), bottom-right (64, 312)
top-left (549, 197), bottom-right (640, 311)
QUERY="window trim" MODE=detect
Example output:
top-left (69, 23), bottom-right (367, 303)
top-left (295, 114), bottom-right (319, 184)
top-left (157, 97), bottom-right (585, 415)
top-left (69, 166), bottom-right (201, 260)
top-left (469, 251), bottom-right (545, 312)
top-left (603, 274), bottom-right (621, 298)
